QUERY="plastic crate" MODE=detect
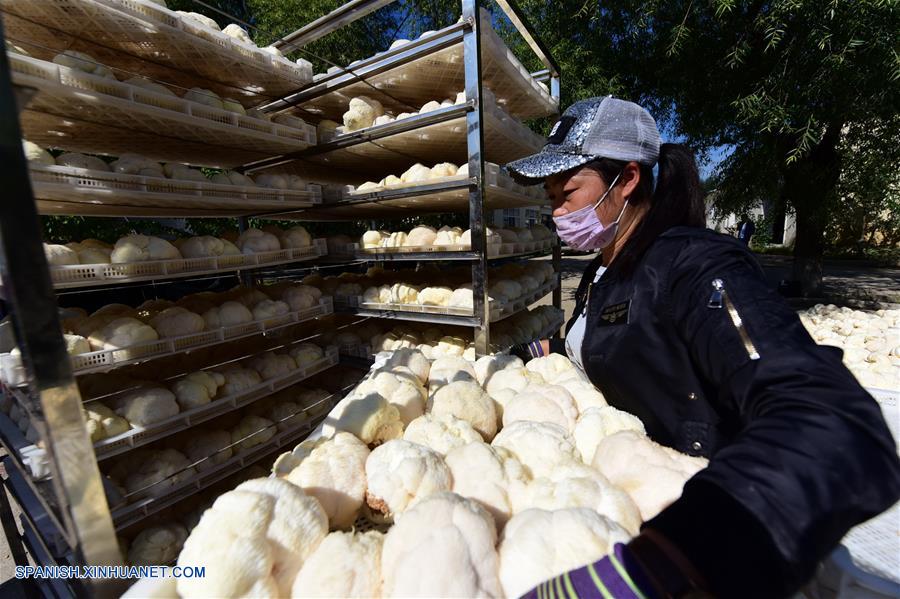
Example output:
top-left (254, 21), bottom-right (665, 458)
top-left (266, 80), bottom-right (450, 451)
top-left (11, 53), bottom-right (315, 167)
top-left (306, 101), bottom-right (540, 176)
top-left (295, 9), bottom-right (556, 120)
top-left (0, 299), bottom-right (334, 384)
top-left (327, 162), bottom-right (542, 216)
top-left (29, 164), bottom-right (321, 238)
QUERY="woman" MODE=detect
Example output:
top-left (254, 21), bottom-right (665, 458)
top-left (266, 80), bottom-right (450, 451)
top-left (505, 97), bottom-right (899, 598)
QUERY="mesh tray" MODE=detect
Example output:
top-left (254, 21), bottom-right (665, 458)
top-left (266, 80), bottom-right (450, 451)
top-left (340, 344), bottom-right (375, 361)
top-left (49, 239), bottom-right (327, 288)
top-left (1, 0), bottom-right (312, 104)
top-left (0, 298), bottom-right (334, 384)
top-left (274, 103), bottom-right (542, 182)
top-left (281, 164), bottom-right (545, 219)
top-left (297, 186), bottom-right (544, 219)
top-left (34, 197), bottom-right (285, 218)
top-left (351, 235), bottom-right (552, 261)
top-left (30, 164), bottom-right (321, 219)
top-left (351, 510), bottom-right (392, 534)
top-left (11, 53), bottom-right (314, 167)
top-left (344, 162), bottom-right (543, 200)
top-left (338, 278), bottom-right (555, 324)
top-left (356, 298), bottom-right (503, 322)
top-left (492, 280), bottom-right (558, 323)
top-left (356, 242), bottom-right (496, 256)
top-left (108, 410), bottom-right (334, 530)
top-left (92, 347), bottom-right (339, 460)
top-left (294, 10), bottom-right (556, 120)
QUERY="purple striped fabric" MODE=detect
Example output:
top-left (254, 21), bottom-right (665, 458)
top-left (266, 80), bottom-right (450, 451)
top-left (515, 544), bottom-right (657, 599)
top-left (593, 551), bottom-right (643, 598)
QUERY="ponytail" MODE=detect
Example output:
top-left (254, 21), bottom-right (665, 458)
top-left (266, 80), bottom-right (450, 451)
top-left (652, 143), bottom-right (706, 227)
top-left (585, 143), bottom-right (705, 276)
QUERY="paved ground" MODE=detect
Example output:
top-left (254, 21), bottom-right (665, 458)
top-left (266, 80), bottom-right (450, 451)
top-left (755, 254), bottom-right (900, 306)
top-left (1, 251), bottom-right (897, 587)
top-left (535, 252), bottom-right (900, 319)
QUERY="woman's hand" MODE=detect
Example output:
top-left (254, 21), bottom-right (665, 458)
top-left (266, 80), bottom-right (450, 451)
top-left (510, 339), bottom-right (551, 362)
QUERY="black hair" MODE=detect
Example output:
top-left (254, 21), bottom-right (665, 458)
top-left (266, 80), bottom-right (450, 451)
top-left (584, 143), bottom-right (705, 276)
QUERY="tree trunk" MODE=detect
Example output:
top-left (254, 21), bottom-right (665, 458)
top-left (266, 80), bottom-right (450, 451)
top-left (791, 204), bottom-right (827, 295)
top-left (781, 122), bottom-right (844, 297)
top-left (766, 193), bottom-right (787, 244)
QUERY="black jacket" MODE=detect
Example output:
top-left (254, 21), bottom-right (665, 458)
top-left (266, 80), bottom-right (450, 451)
top-left (554, 226), bottom-right (900, 598)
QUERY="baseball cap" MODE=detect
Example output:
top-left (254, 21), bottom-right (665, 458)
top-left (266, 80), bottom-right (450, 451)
top-left (504, 96), bottom-right (661, 185)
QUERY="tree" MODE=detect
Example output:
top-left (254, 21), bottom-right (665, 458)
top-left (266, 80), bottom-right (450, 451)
top-left (580, 0), bottom-right (899, 294)
top-left (491, 0), bottom-right (624, 132)
top-left (829, 116), bottom-right (900, 251)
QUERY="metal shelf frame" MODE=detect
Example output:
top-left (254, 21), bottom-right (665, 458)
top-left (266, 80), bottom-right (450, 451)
top-left (254, 0), bottom-right (562, 356)
top-left (260, 8), bottom-right (558, 121)
top-left (0, 0), bottom-right (561, 593)
top-left (0, 19), bottom-right (124, 596)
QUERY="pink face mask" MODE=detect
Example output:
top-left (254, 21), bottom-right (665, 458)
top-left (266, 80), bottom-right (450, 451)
top-left (553, 172), bottom-right (627, 251)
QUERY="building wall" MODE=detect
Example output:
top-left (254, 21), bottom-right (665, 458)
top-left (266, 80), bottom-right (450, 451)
top-left (707, 203), bottom-right (796, 246)
top-left (492, 207), bottom-right (549, 228)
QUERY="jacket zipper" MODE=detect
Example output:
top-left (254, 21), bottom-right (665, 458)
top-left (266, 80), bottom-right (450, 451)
top-left (708, 278), bottom-right (760, 360)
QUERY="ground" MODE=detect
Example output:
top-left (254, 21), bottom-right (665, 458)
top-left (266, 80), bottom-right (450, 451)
top-left (1, 251), bottom-right (897, 588)
top-left (533, 252), bottom-right (900, 319)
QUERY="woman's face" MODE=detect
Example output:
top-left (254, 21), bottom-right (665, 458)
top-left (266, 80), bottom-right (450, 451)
top-left (544, 166), bottom-right (623, 226)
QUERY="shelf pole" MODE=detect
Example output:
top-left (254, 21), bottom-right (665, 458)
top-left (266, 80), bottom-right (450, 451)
top-left (237, 216), bottom-right (255, 288)
top-left (0, 17), bottom-right (123, 597)
top-left (462, 0), bottom-right (490, 357)
top-left (552, 237), bottom-right (563, 340)
top-left (494, 0), bottom-right (562, 79)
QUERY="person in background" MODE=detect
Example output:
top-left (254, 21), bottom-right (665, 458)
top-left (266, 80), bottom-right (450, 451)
top-left (506, 96), bottom-right (899, 599)
top-left (736, 217), bottom-right (755, 245)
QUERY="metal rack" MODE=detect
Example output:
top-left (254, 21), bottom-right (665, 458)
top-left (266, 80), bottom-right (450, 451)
top-left (0, 0), bottom-right (561, 595)
top-left (0, 0), bottom-right (316, 103)
top-left (29, 163), bottom-right (323, 219)
top-left (248, 0), bottom-right (562, 357)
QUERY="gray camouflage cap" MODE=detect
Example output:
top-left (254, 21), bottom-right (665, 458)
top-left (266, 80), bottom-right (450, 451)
top-left (505, 96), bottom-right (661, 185)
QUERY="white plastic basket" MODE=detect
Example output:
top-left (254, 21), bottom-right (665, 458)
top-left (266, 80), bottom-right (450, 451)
top-left (48, 238), bottom-right (327, 288)
top-left (110, 416), bottom-right (316, 529)
top-left (339, 344), bottom-right (375, 361)
top-left (303, 104), bottom-right (541, 178)
top-left (339, 278), bottom-right (555, 325)
top-left (11, 52), bottom-right (314, 167)
top-left (296, 9), bottom-right (556, 120)
top-left (491, 280), bottom-right (557, 323)
top-left (92, 347), bottom-right (340, 460)
top-left (108, 389), bottom-right (341, 530)
top-left (354, 241), bottom-right (504, 258)
top-left (2, 0), bottom-right (313, 102)
top-left (357, 300), bottom-right (487, 318)
top-left (330, 162), bottom-right (544, 217)
top-left (0, 298), bottom-right (334, 384)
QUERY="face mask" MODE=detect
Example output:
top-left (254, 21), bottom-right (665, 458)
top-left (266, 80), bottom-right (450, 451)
top-left (553, 172), bottom-right (627, 251)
